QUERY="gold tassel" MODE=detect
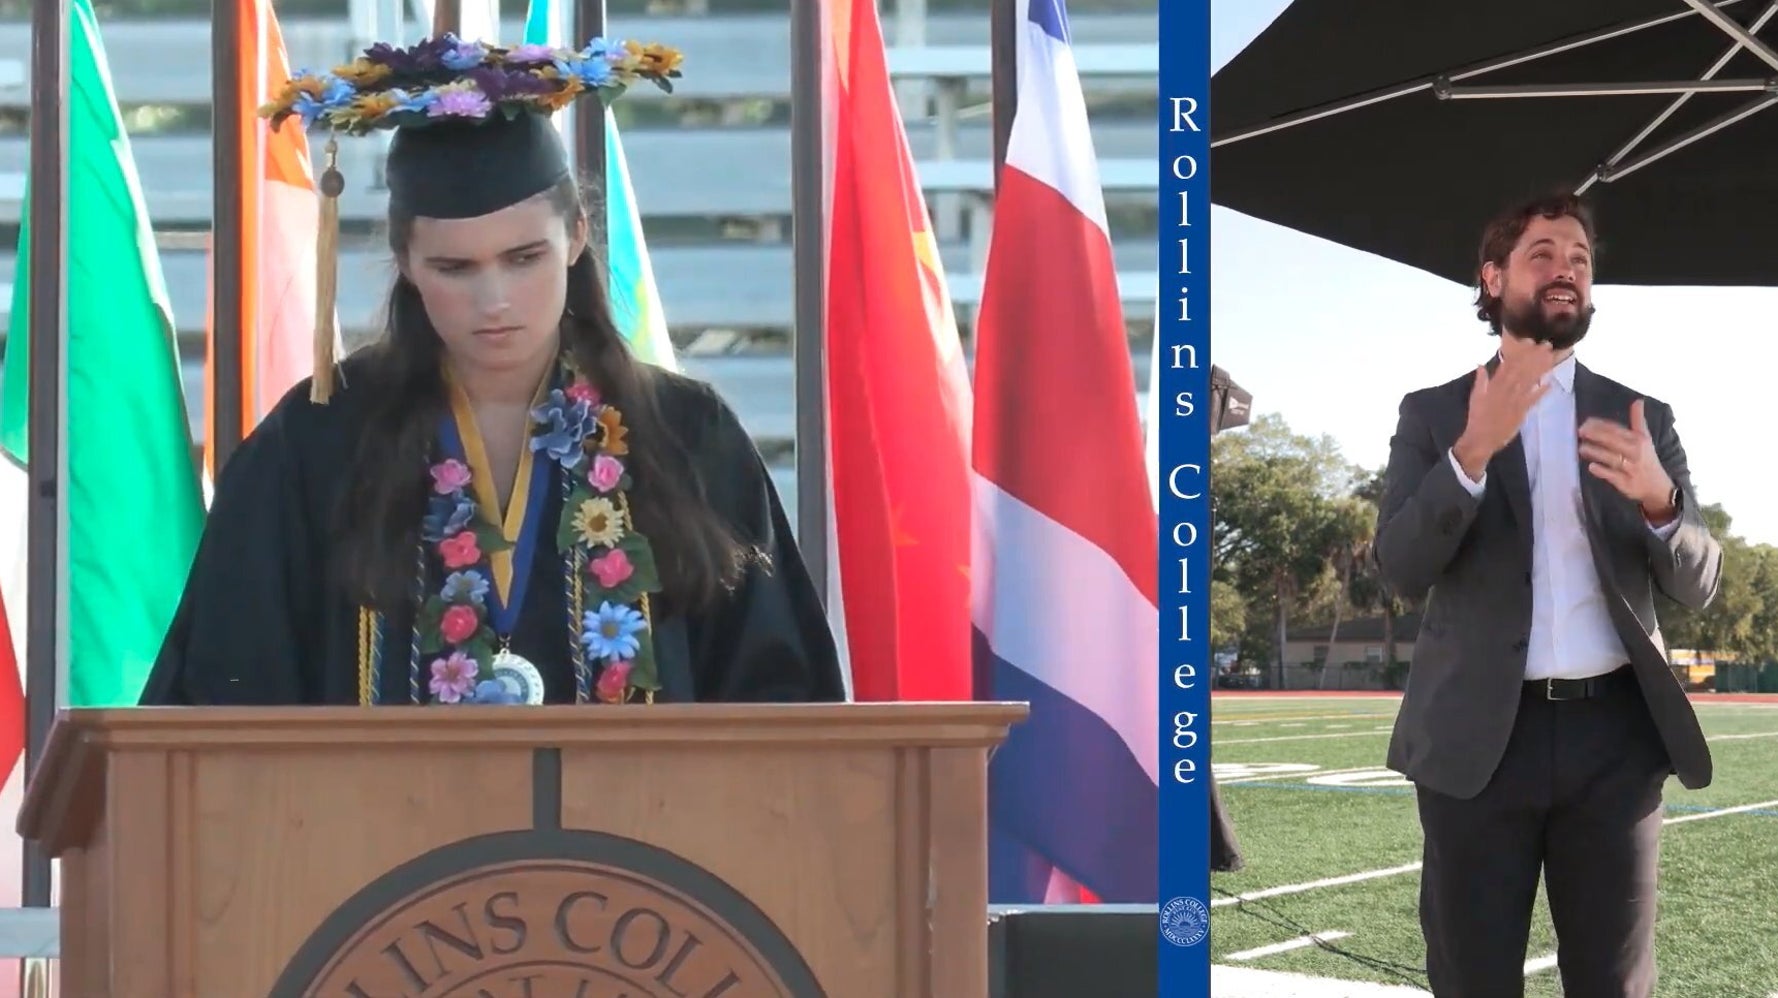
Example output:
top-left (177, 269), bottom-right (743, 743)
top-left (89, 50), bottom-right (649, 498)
top-left (313, 134), bottom-right (343, 404)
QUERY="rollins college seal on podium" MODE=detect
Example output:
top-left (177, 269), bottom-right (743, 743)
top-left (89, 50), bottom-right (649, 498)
top-left (273, 831), bottom-right (825, 998)
top-left (272, 750), bottom-right (825, 998)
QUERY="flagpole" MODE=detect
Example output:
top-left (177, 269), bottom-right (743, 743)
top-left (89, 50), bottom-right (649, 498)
top-left (210, 0), bottom-right (245, 473)
top-left (574, 0), bottom-right (609, 282)
top-left (989, 0), bottom-right (1017, 193)
top-left (789, 0), bottom-right (826, 601)
top-left (431, 0), bottom-right (459, 33)
top-left (22, 0), bottom-right (69, 912)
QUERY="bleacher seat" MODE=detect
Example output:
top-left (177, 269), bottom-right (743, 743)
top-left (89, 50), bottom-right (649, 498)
top-left (0, 4), bottom-right (1160, 537)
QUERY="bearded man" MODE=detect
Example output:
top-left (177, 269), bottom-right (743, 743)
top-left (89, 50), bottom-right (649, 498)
top-left (1372, 193), bottom-right (1721, 998)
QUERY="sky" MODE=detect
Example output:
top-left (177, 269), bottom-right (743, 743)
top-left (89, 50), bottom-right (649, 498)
top-left (1206, 2), bottom-right (1776, 547)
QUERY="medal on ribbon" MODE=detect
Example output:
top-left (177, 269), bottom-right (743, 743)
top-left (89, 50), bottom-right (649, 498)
top-left (487, 648), bottom-right (547, 705)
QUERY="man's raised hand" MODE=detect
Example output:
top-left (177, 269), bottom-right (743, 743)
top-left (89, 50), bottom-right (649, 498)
top-left (1580, 398), bottom-right (1677, 521)
top-left (1452, 341), bottom-right (1560, 480)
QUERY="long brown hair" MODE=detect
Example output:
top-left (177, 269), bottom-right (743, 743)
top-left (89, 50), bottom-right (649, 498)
top-left (334, 176), bottom-right (750, 616)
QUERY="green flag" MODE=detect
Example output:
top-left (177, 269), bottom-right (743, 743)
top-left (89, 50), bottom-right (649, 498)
top-left (523, 0), bottom-right (678, 369)
top-left (0, 0), bottom-right (205, 707)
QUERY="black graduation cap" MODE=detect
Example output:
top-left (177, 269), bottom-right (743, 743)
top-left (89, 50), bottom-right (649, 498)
top-left (257, 33), bottom-right (685, 402)
top-left (385, 111), bottom-right (572, 222)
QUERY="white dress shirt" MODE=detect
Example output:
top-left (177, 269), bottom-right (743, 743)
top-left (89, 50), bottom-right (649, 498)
top-left (1446, 354), bottom-right (1678, 680)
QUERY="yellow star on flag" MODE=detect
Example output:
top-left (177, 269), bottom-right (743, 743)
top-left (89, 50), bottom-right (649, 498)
top-left (888, 504), bottom-right (919, 548)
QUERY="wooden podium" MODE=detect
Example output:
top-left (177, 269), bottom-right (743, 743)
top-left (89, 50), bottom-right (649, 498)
top-left (17, 702), bottom-right (1026, 998)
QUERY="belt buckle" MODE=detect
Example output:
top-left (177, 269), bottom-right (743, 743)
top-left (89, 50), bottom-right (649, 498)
top-left (1545, 678), bottom-right (1581, 702)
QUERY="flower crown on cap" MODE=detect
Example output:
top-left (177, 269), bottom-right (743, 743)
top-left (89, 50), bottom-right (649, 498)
top-left (258, 34), bottom-right (683, 407)
top-left (258, 33), bottom-right (684, 135)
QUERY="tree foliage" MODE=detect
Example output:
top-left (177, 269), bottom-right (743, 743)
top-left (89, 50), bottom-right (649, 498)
top-left (1660, 504), bottom-right (1778, 664)
top-left (1210, 415), bottom-right (1375, 671)
top-left (1209, 578), bottom-right (1247, 652)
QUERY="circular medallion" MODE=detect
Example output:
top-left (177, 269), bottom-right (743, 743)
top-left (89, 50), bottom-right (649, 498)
top-left (487, 650), bottom-right (546, 705)
top-left (1159, 895), bottom-right (1209, 948)
top-left (272, 830), bottom-right (825, 998)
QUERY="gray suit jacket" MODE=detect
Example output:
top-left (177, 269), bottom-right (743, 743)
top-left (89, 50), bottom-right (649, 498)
top-left (1374, 359), bottom-right (1721, 799)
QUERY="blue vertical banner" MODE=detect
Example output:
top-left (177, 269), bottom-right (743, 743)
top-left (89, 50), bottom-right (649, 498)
top-left (1156, 0), bottom-right (1213, 994)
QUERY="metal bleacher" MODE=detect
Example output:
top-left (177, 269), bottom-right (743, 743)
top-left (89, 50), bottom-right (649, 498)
top-left (0, 0), bottom-right (1160, 531)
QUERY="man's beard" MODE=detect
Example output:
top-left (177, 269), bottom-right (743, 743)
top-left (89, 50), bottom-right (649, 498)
top-left (1500, 284), bottom-right (1595, 349)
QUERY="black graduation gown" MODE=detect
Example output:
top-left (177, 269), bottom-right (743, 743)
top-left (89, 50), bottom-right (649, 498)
top-left (140, 358), bottom-right (846, 707)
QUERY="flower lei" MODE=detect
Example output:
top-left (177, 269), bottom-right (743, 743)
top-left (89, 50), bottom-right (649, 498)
top-left (415, 367), bottom-right (662, 705)
top-left (259, 33), bottom-right (684, 136)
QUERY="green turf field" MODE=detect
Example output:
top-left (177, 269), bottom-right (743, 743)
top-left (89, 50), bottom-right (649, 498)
top-left (1209, 693), bottom-right (1778, 997)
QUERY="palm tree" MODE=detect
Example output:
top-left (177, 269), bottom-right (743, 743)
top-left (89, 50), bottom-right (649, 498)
top-left (1317, 496), bottom-right (1376, 689)
top-left (1349, 468), bottom-right (1409, 685)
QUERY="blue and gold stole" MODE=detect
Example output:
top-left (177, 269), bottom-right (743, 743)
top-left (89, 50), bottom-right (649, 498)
top-left (356, 358), bottom-right (661, 706)
top-left (356, 371), bottom-right (559, 705)
top-left (436, 371), bottom-right (553, 644)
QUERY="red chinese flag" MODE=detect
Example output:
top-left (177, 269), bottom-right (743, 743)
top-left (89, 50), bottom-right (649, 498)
top-left (821, 0), bottom-right (975, 701)
top-left (0, 586), bottom-right (20, 782)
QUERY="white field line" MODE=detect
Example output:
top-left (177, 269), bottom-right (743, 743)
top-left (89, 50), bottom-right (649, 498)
top-left (1219, 729), bottom-right (1393, 745)
top-left (1524, 953), bottom-right (1558, 976)
top-left (1209, 964), bottom-right (1432, 996)
top-left (1223, 722), bottom-right (1401, 740)
top-left (1220, 765), bottom-right (1386, 784)
top-left (1213, 712), bottom-right (1397, 724)
top-left (1226, 930), bottom-right (1352, 962)
top-left (1214, 694), bottom-right (1773, 707)
top-left (1215, 692), bottom-right (1777, 699)
top-left (1215, 693), bottom-right (1402, 699)
top-left (1219, 727), bottom-right (1776, 749)
top-left (1212, 863), bottom-right (1424, 908)
top-left (1218, 731), bottom-right (1775, 783)
top-left (1214, 798), bottom-right (1778, 908)
top-left (1662, 797), bottom-right (1778, 825)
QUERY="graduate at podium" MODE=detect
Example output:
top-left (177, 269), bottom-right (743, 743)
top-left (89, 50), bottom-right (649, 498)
top-left (141, 35), bottom-right (845, 708)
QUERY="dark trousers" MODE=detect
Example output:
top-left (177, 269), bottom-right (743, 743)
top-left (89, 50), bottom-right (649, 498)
top-left (1211, 774), bottom-right (1244, 872)
top-left (1415, 668), bottom-right (1671, 998)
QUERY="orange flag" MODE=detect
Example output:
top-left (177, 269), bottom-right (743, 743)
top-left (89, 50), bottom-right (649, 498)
top-left (821, 0), bottom-right (975, 701)
top-left (205, 0), bottom-right (322, 479)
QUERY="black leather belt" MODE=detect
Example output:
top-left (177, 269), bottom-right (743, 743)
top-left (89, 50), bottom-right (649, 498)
top-left (1527, 666), bottom-right (1633, 701)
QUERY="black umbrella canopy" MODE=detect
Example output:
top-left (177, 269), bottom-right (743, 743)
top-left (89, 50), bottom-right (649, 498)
top-left (1209, 0), bottom-right (1778, 287)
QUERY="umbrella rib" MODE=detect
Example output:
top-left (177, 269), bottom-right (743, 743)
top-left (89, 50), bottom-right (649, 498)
top-left (1212, 0), bottom-right (1756, 147)
top-left (1682, 0), bottom-right (1778, 70)
top-left (1441, 79), bottom-right (1771, 99)
top-left (1580, 0), bottom-right (1778, 192)
top-left (1601, 92), bottom-right (1778, 182)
